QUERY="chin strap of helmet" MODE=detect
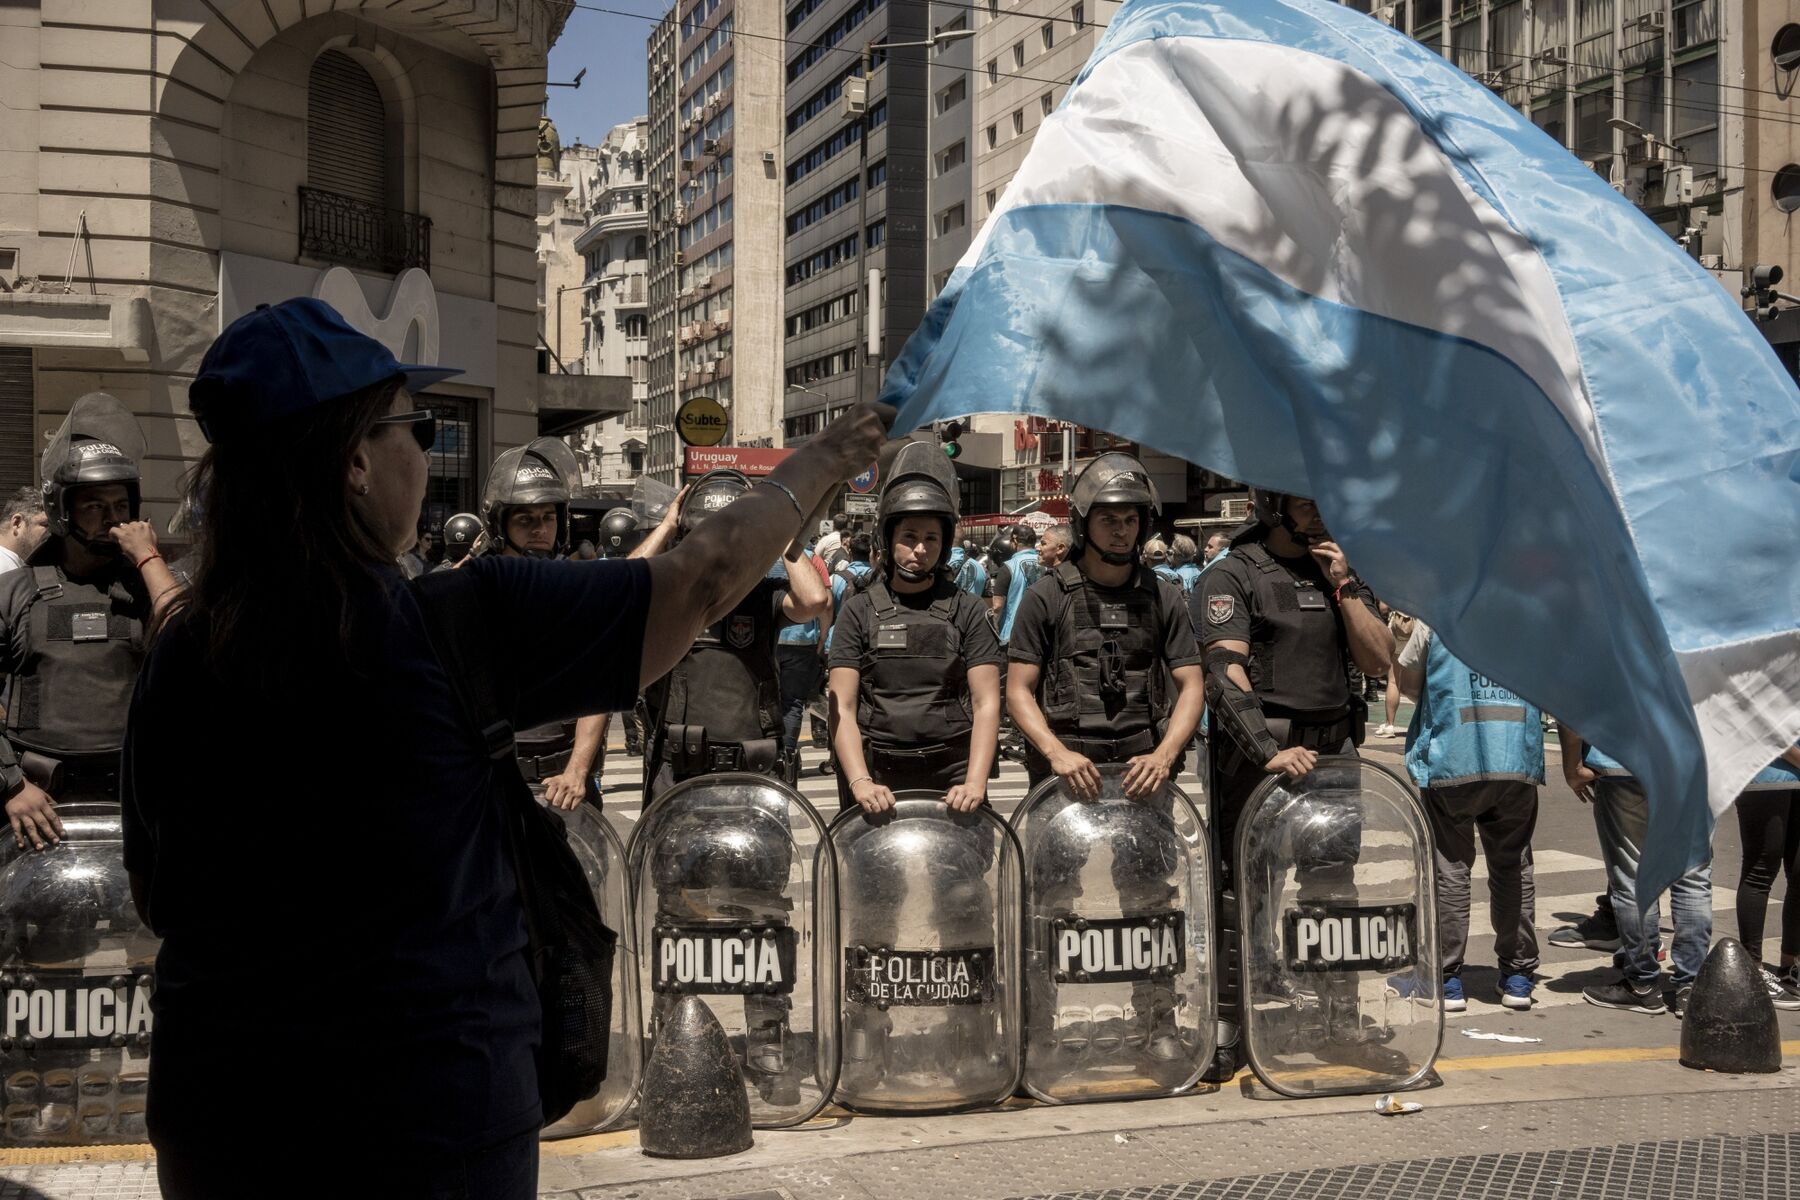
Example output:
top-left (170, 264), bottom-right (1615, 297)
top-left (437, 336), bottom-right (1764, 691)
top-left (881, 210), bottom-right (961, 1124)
top-left (65, 523), bottom-right (121, 557)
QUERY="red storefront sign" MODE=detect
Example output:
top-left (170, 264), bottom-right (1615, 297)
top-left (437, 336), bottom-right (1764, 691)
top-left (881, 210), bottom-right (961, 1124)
top-left (684, 446), bottom-right (794, 477)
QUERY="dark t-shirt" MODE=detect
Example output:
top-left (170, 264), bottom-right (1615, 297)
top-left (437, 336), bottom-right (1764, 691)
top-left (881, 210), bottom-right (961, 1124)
top-left (1195, 541), bottom-right (1378, 717)
top-left (985, 560), bottom-right (1012, 601)
top-left (829, 583), bottom-right (1002, 744)
top-left (1008, 567), bottom-right (1200, 737)
top-left (122, 556), bottom-right (650, 1152)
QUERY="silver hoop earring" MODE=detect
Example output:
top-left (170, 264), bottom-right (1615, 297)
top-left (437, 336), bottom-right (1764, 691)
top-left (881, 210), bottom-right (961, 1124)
top-left (356, 484), bottom-right (370, 496)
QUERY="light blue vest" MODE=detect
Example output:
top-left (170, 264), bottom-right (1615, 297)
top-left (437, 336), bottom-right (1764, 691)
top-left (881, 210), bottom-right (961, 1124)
top-left (1586, 744), bottom-right (1800, 792)
top-left (1405, 635), bottom-right (1544, 788)
top-left (1176, 563), bottom-right (1201, 595)
top-left (954, 553), bottom-right (987, 598)
top-left (1747, 745), bottom-right (1800, 792)
top-left (999, 549), bottom-right (1042, 643)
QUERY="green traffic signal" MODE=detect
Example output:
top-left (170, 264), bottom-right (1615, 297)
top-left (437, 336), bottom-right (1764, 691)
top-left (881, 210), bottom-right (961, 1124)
top-left (943, 441), bottom-right (962, 459)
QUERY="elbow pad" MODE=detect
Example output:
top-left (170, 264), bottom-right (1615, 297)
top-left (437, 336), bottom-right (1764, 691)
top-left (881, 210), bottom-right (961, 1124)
top-left (1204, 648), bottom-right (1281, 768)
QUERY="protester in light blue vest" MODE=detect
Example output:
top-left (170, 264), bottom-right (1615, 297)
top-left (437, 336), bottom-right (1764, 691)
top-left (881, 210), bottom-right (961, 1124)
top-left (1558, 735), bottom-right (1713, 1017)
top-left (772, 555), bottom-right (830, 763)
top-left (823, 534), bottom-right (873, 654)
top-left (1171, 534), bottom-right (1201, 595)
top-left (1144, 537), bottom-right (1179, 590)
top-left (1396, 621), bottom-right (1543, 1012)
top-left (952, 540), bottom-right (987, 598)
top-left (997, 526), bottom-right (1042, 646)
top-left (1734, 742), bottom-right (1800, 1008)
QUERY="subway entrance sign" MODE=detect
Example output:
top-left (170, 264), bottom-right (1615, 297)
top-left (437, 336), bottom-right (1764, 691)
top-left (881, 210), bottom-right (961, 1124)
top-left (676, 396), bottom-right (728, 447)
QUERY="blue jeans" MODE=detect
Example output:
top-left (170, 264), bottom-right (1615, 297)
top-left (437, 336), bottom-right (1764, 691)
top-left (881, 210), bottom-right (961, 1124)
top-left (777, 643), bottom-right (823, 757)
top-left (1593, 779), bottom-right (1712, 987)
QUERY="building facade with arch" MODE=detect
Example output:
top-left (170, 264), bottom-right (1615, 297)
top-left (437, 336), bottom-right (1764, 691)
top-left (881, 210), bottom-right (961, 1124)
top-left (0, 0), bottom-right (622, 536)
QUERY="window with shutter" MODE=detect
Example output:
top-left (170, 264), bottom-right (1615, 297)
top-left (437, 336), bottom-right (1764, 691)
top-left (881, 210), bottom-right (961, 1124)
top-left (0, 350), bottom-right (33, 497)
top-left (307, 50), bottom-right (390, 205)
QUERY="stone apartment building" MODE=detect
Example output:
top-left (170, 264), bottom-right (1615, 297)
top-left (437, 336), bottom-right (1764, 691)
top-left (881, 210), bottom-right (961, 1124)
top-left (0, 0), bottom-right (626, 537)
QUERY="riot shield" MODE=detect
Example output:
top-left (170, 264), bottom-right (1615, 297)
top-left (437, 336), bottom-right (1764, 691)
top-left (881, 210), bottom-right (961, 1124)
top-left (0, 803), bottom-right (158, 1145)
top-left (627, 774), bottom-right (837, 1128)
top-left (831, 795), bottom-right (1022, 1114)
top-left (543, 804), bottom-right (641, 1139)
top-left (1236, 757), bottom-right (1440, 1098)
top-left (1011, 769), bottom-right (1214, 1103)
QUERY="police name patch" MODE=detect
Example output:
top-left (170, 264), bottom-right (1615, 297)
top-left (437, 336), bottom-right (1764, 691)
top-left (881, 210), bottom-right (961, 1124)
top-left (1283, 904), bottom-right (1418, 973)
top-left (2, 971), bottom-right (152, 1049)
top-left (1052, 913), bottom-right (1185, 983)
top-left (652, 924), bottom-right (799, 995)
top-left (845, 947), bottom-right (995, 1007)
top-left (1205, 595), bottom-right (1234, 626)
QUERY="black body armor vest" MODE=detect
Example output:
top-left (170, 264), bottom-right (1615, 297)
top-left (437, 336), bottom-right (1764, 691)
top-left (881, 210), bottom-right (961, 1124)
top-left (645, 578), bottom-right (783, 747)
top-left (1038, 562), bottom-right (1169, 739)
top-left (854, 577), bottom-right (968, 745)
top-left (5, 566), bottom-right (147, 758)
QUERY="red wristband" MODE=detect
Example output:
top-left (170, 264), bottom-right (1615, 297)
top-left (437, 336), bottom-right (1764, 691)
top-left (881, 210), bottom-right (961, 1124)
top-left (134, 552), bottom-right (164, 571)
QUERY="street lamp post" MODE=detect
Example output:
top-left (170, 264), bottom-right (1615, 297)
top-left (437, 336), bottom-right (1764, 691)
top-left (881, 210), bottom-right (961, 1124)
top-left (852, 28), bottom-right (975, 409)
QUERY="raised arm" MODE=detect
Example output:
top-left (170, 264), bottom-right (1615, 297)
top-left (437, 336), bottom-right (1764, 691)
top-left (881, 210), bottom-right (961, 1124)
top-left (640, 406), bottom-right (890, 690)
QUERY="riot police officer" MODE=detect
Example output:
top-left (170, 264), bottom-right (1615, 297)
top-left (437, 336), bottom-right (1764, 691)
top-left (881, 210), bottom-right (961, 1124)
top-left (479, 439), bottom-right (602, 809)
top-left (1007, 453), bottom-right (1206, 799)
top-left (0, 395), bottom-right (179, 850)
top-left (436, 512), bottom-right (483, 568)
top-left (1196, 488), bottom-right (1392, 1077)
top-left (598, 507), bottom-right (641, 559)
top-left (828, 443), bottom-right (1003, 813)
top-left (641, 470), bottom-right (830, 797)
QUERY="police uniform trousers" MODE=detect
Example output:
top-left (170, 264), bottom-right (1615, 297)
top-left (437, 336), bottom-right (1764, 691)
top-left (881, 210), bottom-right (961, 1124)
top-left (1210, 723), bottom-right (1357, 1043)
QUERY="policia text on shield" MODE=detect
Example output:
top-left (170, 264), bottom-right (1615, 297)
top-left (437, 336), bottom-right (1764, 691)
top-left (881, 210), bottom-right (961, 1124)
top-left (113, 298), bottom-right (891, 1198)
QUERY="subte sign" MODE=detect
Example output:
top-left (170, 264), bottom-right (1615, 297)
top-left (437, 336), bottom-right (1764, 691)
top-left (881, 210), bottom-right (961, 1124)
top-left (675, 396), bottom-right (728, 447)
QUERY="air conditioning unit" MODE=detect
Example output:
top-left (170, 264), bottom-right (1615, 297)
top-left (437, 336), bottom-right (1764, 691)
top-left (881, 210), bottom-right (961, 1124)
top-left (716, 308), bottom-right (732, 326)
top-left (674, 250), bottom-right (687, 266)
top-left (712, 352), bottom-right (728, 364)
top-left (1536, 44), bottom-right (1568, 64)
top-left (703, 138), bottom-right (722, 155)
top-left (1632, 10), bottom-right (1665, 33)
top-left (1626, 138), bottom-right (1670, 167)
top-left (1220, 497), bottom-right (1249, 521)
top-left (680, 158), bottom-right (695, 173)
top-left (696, 273), bottom-right (713, 290)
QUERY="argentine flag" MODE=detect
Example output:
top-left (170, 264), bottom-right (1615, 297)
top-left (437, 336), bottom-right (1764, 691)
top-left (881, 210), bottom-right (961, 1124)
top-left (884, 0), bottom-right (1800, 896)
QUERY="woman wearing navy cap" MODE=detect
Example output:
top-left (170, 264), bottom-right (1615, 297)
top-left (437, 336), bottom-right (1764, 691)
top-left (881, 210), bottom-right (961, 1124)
top-left (122, 298), bottom-right (888, 1197)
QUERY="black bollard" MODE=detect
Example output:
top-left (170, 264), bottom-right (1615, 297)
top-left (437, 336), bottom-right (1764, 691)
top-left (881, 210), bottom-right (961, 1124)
top-left (1679, 937), bottom-right (1781, 1074)
top-left (638, 996), bottom-right (755, 1158)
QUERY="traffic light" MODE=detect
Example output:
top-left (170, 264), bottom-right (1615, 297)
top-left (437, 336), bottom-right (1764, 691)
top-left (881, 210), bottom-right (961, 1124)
top-left (939, 420), bottom-right (964, 459)
top-left (1744, 263), bottom-right (1785, 322)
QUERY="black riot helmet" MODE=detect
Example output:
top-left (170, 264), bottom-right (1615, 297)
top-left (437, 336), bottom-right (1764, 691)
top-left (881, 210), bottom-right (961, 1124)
top-left (677, 469), bottom-right (751, 538)
top-left (41, 393), bottom-right (146, 557)
top-left (988, 533), bottom-right (1016, 565)
top-left (876, 441), bottom-right (960, 582)
top-left (441, 512), bottom-right (483, 563)
top-left (1066, 451), bottom-right (1160, 566)
top-left (599, 507), bottom-right (641, 557)
top-left (481, 437), bottom-right (579, 558)
top-left (1249, 487), bottom-right (1319, 545)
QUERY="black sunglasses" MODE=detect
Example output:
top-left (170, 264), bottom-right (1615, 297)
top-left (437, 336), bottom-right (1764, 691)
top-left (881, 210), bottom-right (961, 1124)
top-left (375, 409), bottom-right (437, 452)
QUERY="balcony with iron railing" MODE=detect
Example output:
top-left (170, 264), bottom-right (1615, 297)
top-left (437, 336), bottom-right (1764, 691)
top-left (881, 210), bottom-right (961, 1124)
top-left (299, 186), bottom-right (431, 274)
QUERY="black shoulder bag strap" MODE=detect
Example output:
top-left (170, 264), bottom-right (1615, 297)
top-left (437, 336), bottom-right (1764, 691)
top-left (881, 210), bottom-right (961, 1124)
top-left (407, 570), bottom-right (614, 1125)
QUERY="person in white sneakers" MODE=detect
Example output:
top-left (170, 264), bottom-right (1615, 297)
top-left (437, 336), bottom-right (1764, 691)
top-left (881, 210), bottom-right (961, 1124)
top-left (1395, 621), bottom-right (1543, 1012)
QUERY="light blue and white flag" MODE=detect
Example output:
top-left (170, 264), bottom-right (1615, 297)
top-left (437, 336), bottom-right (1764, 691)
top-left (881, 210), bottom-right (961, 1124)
top-left (883, 0), bottom-right (1800, 896)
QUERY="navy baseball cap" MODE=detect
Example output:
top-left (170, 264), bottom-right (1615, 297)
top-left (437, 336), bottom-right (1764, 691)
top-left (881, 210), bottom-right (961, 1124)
top-left (189, 297), bottom-right (462, 442)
